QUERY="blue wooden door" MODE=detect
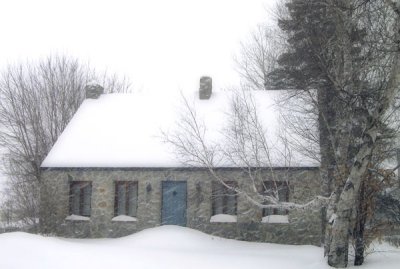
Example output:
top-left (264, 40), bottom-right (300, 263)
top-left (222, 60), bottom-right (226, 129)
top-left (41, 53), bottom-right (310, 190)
top-left (161, 181), bottom-right (187, 226)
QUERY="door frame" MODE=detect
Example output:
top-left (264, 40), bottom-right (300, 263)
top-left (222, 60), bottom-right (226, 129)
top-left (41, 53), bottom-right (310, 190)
top-left (161, 180), bottom-right (188, 226)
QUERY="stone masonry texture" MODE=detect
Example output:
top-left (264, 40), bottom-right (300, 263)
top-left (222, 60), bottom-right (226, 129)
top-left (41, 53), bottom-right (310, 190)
top-left (40, 167), bottom-right (322, 245)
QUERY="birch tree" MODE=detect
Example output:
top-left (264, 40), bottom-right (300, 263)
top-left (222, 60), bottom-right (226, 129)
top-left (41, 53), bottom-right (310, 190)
top-left (269, 0), bottom-right (400, 267)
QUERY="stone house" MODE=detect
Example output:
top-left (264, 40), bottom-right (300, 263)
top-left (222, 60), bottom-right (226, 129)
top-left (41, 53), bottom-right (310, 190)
top-left (40, 78), bottom-right (322, 245)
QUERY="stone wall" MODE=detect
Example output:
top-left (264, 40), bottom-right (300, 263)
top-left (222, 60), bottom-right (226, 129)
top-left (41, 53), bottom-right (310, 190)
top-left (40, 167), bottom-right (322, 245)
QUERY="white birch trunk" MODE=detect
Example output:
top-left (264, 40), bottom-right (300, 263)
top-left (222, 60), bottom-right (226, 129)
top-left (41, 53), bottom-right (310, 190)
top-left (327, 1), bottom-right (400, 266)
top-left (327, 142), bottom-right (372, 267)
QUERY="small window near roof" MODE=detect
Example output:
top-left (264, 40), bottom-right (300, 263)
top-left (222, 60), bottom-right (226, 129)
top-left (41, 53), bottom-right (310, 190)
top-left (115, 181), bottom-right (138, 217)
top-left (69, 181), bottom-right (92, 217)
top-left (261, 181), bottom-right (289, 216)
top-left (212, 181), bottom-right (238, 216)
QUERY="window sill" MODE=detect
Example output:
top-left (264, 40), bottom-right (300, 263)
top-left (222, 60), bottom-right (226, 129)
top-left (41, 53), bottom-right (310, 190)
top-left (112, 215), bottom-right (138, 222)
top-left (210, 214), bottom-right (237, 223)
top-left (65, 214), bottom-right (90, 221)
top-left (261, 215), bottom-right (289, 224)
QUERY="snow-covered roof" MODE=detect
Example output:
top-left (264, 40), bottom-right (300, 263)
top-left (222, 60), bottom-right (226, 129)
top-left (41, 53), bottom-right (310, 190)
top-left (41, 89), bottom-right (319, 168)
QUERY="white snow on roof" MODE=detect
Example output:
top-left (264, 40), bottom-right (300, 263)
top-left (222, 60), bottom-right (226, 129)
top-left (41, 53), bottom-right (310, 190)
top-left (41, 89), bottom-right (319, 168)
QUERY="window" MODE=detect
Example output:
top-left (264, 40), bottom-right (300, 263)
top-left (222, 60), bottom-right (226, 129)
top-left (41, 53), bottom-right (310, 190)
top-left (261, 181), bottom-right (289, 216)
top-left (69, 181), bottom-right (92, 217)
top-left (115, 181), bottom-right (138, 217)
top-left (212, 181), bottom-right (238, 215)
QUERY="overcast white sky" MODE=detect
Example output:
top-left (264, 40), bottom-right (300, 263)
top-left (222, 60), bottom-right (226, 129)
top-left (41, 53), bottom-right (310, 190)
top-left (0, 0), bottom-right (278, 92)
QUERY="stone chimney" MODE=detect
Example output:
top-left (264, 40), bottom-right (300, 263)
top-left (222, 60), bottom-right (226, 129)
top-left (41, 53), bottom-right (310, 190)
top-left (85, 84), bottom-right (104, 99)
top-left (199, 76), bottom-right (212, 100)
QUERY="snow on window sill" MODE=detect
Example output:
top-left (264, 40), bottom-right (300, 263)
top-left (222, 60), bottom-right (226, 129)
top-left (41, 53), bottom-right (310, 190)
top-left (210, 214), bottom-right (237, 223)
top-left (261, 215), bottom-right (289, 224)
top-left (112, 215), bottom-right (138, 222)
top-left (65, 214), bottom-right (90, 221)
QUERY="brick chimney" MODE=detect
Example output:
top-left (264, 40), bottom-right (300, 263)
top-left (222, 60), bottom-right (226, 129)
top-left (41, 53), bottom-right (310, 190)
top-left (199, 76), bottom-right (212, 100)
top-left (85, 84), bottom-right (104, 99)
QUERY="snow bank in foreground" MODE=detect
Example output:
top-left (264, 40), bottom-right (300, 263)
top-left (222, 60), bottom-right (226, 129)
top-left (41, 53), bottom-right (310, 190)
top-left (0, 226), bottom-right (399, 269)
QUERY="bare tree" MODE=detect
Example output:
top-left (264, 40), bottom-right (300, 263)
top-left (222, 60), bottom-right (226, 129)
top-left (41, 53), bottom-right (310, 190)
top-left (163, 89), bottom-right (328, 215)
top-left (234, 26), bottom-right (284, 91)
top-left (0, 55), bottom-right (131, 230)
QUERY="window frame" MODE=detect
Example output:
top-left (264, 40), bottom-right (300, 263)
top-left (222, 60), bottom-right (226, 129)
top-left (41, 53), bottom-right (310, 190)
top-left (261, 181), bottom-right (289, 216)
top-left (114, 181), bottom-right (138, 217)
top-left (69, 181), bottom-right (92, 217)
top-left (211, 181), bottom-right (238, 216)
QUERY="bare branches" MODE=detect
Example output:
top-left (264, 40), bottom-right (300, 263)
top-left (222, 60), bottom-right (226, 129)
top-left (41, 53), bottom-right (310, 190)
top-left (235, 25), bottom-right (284, 91)
top-left (164, 89), bottom-right (328, 212)
top-left (0, 55), bottom-right (132, 227)
top-left (162, 93), bottom-right (217, 168)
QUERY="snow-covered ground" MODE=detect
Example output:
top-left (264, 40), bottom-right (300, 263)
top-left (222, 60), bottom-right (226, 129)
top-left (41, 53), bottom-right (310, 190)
top-left (0, 226), bottom-right (399, 269)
